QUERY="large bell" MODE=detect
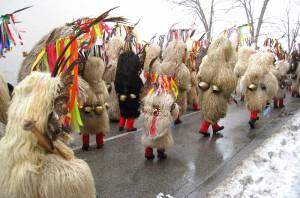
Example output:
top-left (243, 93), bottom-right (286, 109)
top-left (84, 106), bottom-right (93, 113)
top-left (198, 81), bottom-right (209, 91)
top-left (120, 95), bottom-right (127, 101)
top-left (248, 84), bottom-right (257, 91)
top-left (212, 85), bottom-right (221, 93)
top-left (95, 106), bottom-right (104, 115)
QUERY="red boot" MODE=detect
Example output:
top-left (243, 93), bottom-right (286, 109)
top-left (119, 115), bottom-right (126, 131)
top-left (126, 118), bottom-right (137, 132)
top-left (145, 147), bottom-right (154, 160)
top-left (96, 133), bottom-right (104, 149)
top-left (199, 121), bottom-right (210, 137)
top-left (279, 99), bottom-right (284, 108)
top-left (192, 103), bottom-right (200, 110)
top-left (249, 111), bottom-right (259, 129)
top-left (274, 99), bottom-right (278, 108)
top-left (212, 123), bottom-right (224, 134)
top-left (82, 133), bottom-right (90, 151)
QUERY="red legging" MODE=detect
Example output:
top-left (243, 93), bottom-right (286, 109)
top-left (119, 116), bottom-right (135, 130)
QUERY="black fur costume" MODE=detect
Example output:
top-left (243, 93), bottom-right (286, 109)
top-left (115, 51), bottom-right (143, 119)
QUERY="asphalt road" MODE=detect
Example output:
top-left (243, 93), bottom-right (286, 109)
top-left (73, 96), bottom-right (300, 198)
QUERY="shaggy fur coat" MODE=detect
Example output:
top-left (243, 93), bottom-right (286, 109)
top-left (141, 93), bottom-right (179, 149)
top-left (103, 37), bottom-right (124, 120)
top-left (115, 51), bottom-right (143, 119)
top-left (241, 52), bottom-right (278, 112)
top-left (161, 41), bottom-right (191, 116)
top-left (197, 37), bottom-right (237, 123)
top-left (80, 56), bottom-right (110, 135)
top-left (0, 72), bottom-right (96, 198)
top-left (271, 60), bottom-right (291, 100)
top-left (0, 73), bottom-right (10, 125)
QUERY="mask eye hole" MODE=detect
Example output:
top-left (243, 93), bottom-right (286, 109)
top-left (248, 84), bottom-right (257, 91)
top-left (198, 81), bottom-right (209, 91)
top-left (260, 84), bottom-right (266, 90)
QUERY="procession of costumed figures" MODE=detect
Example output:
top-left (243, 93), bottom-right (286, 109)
top-left (0, 4), bottom-right (300, 198)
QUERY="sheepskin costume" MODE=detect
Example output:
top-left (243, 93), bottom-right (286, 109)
top-left (234, 46), bottom-right (255, 101)
top-left (271, 60), bottom-right (291, 108)
top-left (80, 56), bottom-right (110, 150)
top-left (115, 51), bottom-right (143, 132)
top-left (0, 72), bottom-right (96, 198)
top-left (18, 26), bottom-right (73, 82)
top-left (144, 43), bottom-right (162, 79)
top-left (186, 39), bottom-right (200, 110)
top-left (103, 36), bottom-right (124, 121)
top-left (0, 73), bottom-right (10, 125)
top-left (161, 40), bottom-right (190, 124)
top-left (197, 37), bottom-right (237, 137)
top-left (290, 51), bottom-right (300, 97)
top-left (141, 87), bottom-right (179, 160)
top-left (240, 52), bottom-right (278, 128)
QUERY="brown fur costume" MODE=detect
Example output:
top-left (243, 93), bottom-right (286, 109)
top-left (18, 26), bottom-right (73, 82)
top-left (198, 37), bottom-right (237, 122)
top-left (103, 37), bottom-right (124, 121)
top-left (144, 43), bottom-right (162, 77)
top-left (197, 37), bottom-right (237, 136)
top-left (0, 72), bottom-right (96, 198)
top-left (161, 41), bottom-right (190, 119)
top-left (80, 56), bottom-right (110, 134)
top-left (0, 73), bottom-right (10, 125)
top-left (241, 52), bottom-right (278, 112)
top-left (271, 60), bottom-right (290, 101)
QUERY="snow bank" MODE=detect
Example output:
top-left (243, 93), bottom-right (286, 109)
top-left (208, 112), bottom-right (300, 198)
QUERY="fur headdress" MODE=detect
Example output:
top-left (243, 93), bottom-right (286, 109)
top-left (234, 46), bottom-right (255, 78)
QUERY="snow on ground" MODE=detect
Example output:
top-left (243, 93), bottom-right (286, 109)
top-left (208, 112), bottom-right (300, 198)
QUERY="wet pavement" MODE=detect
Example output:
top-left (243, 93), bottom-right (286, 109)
top-left (72, 96), bottom-right (300, 198)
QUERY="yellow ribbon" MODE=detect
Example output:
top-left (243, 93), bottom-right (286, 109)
top-left (171, 78), bottom-right (179, 98)
top-left (31, 48), bottom-right (46, 71)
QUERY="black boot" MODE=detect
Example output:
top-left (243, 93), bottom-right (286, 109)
top-left (174, 118), bottom-right (182, 125)
top-left (157, 149), bottom-right (167, 160)
top-left (213, 126), bottom-right (224, 134)
top-left (82, 144), bottom-right (90, 151)
top-left (248, 119), bottom-right (256, 129)
top-left (199, 131), bottom-right (210, 137)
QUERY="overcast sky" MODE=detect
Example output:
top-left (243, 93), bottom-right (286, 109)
top-left (0, 0), bottom-right (299, 84)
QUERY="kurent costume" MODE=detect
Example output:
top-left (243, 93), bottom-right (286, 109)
top-left (186, 39), bottom-right (200, 110)
top-left (80, 56), bottom-right (110, 150)
top-left (197, 37), bottom-right (237, 137)
top-left (290, 50), bottom-right (300, 97)
top-left (161, 40), bottom-right (190, 124)
top-left (0, 72), bottom-right (96, 198)
top-left (144, 43), bottom-right (162, 81)
top-left (271, 60), bottom-right (291, 108)
top-left (115, 51), bottom-right (143, 132)
top-left (0, 73), bottom-right (10, 125)
top-left (240, 52), bottom-right (278, 128)
top-left (141, 77), bottom-right (179, 160)
top-left (234, 46), bottom-right (255, 101)
top-left (103, 36), bottom-right (124, 121)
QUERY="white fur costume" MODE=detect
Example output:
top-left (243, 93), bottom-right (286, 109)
top-left (0, 72), bottom-right (96, 198)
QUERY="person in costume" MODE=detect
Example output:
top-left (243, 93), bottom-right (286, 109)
top-left (240, 52), bottom-right (278, 128)
top-left (197, 37), bottom-right (237, 137)
top-left (271, 60), bottom-right (291, 108)
top-left (0, 72), bottom-right (97, 198)
top-left (186, 38), bottom-right (200, 110)
top-left (141, 75), bottom-right (179, 160)
top-left (80, 56), bottom-right (110, 151)
top-left (0, 73), bottom-right (10, 125)
top-left (289, 50), bottom-right (300, 97)
top-left (161, 40), bottom-right (190, 125)
top-left (234, 46), bottom-right (255, 101)
top-left (103, 36), bottom-right (124, 122)
top-left (115, 51), bottom-right (143, 132)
